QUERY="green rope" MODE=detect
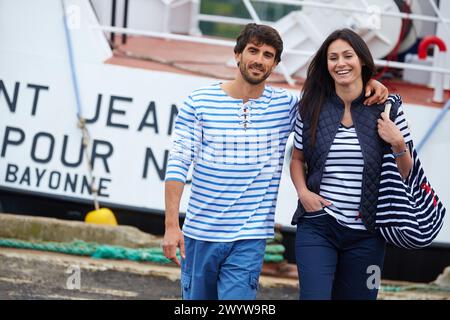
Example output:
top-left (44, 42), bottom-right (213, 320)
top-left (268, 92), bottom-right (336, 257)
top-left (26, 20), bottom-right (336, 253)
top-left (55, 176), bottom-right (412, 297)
top-left (0, 238), bottom-right (175, 264)
top-left (263, 253), bottom-right (284, 263)
top-left (0, 238), bottom-right (285, 264)
top-left (265, 244), bottom-right (285, 254)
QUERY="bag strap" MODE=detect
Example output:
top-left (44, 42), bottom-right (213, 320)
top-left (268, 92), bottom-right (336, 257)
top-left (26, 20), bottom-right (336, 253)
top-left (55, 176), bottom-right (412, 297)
top-left (383, 94), bottom-right (401, 122)
top-left (383, 94), bottom-right (414, 154)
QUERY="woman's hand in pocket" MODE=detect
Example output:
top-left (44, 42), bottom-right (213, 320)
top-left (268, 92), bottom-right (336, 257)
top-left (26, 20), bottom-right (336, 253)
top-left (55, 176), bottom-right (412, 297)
top-left (298, 189), bottom-right (332, 212)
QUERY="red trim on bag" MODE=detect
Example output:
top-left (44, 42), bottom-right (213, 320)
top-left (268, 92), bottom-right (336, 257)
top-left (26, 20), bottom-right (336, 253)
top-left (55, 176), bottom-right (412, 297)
top-left (355, 211), bottom-right (362, 220)
top-left (421, 183), bottom-right (437, 207)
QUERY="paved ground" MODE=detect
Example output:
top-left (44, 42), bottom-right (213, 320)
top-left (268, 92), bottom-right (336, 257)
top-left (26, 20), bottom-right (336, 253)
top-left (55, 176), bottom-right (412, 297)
top-left (0, 248), bottom-right (298, 300)
top-left (2, 248), bottom-right (450, 300)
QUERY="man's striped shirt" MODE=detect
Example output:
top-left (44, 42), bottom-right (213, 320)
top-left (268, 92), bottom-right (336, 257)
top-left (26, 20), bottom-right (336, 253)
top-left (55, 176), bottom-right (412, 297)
top-left (294, 103), bottom-right (411, 230)
top-left (165, 83), bottom-right (298, 241)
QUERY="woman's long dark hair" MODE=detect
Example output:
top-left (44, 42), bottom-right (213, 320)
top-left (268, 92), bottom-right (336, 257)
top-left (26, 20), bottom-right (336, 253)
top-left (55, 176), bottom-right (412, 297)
top-left (300, 28), bottom-right (376, 145)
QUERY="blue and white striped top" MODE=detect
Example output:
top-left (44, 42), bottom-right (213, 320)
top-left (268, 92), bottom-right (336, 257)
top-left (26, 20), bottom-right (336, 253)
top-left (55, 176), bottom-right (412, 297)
top-left (294, 104), bottom-right (412, 230)
top-left (165, 83), bottom-right (299, 241)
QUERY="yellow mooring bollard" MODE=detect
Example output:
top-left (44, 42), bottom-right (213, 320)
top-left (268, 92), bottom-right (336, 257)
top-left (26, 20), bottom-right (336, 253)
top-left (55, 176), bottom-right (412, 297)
top-left (85, 208), bottom-right (118, 226)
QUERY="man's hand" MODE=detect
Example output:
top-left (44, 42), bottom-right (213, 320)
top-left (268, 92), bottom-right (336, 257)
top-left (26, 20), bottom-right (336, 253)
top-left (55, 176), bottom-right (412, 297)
top-left (364, 79), bottom-right (389, 105)
top-left (162, 227), bottom-right (185, 267)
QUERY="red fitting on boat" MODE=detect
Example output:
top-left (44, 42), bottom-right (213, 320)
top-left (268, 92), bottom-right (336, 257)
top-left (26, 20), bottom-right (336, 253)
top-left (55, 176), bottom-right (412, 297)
top-left (418, 35), bottom-right (447, 60)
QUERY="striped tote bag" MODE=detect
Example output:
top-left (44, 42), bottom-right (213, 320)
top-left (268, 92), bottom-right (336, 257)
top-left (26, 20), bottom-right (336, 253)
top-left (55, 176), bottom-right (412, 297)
top-left (375, 103), bottom-right (446, 249)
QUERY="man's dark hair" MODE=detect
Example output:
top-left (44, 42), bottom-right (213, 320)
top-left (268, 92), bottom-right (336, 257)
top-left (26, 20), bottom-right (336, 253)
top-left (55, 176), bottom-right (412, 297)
top-left (234, 23), bottom-right (283, 63)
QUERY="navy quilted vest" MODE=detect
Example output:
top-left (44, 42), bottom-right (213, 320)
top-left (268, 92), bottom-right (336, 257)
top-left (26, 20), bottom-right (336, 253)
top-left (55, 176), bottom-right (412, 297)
top-left (291, 92), bottom-right (399, 232)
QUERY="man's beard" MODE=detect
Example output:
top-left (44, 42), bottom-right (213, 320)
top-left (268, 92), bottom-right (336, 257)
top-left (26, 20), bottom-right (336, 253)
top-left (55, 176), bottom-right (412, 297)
top-left (239, 62), bottom-right (271, 85)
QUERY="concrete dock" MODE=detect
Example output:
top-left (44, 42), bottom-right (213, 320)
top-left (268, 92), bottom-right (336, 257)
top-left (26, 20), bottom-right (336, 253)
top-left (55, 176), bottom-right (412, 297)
top-left (1, 213), bottom-right (449, 300)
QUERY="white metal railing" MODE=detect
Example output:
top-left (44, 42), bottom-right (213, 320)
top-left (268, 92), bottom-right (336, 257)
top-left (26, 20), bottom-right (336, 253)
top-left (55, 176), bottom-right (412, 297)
top-left (194, 0), bottom-right (450, 72)
top-left (94, 25), bottom-right (450, 76)
top-left (193, 0), bottom-right (450, 34)
top-left (197, 14), bottom-right (270, 26)
top-left (97, 0), bottom-right (450, 90)
top-left (427, 0), bottom-right (450, 36)
top-left (254, 0), bottom-right (450, 25)
top-left (193, 0), bottom-right (450, 101)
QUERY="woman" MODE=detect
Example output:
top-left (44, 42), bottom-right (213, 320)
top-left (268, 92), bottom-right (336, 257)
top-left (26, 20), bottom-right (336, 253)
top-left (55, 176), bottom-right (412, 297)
top-left (290, 28), bottom-right (413, 300)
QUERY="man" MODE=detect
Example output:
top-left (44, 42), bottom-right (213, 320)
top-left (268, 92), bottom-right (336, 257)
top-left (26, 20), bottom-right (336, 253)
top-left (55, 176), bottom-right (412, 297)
top-left (163, 23), bottom-right (388, 300)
